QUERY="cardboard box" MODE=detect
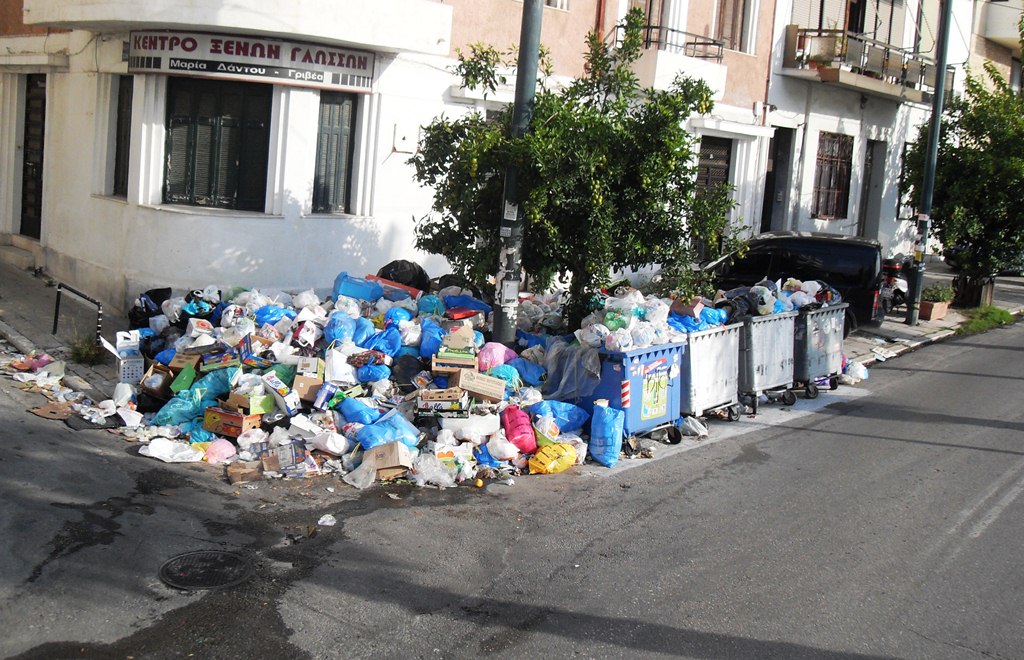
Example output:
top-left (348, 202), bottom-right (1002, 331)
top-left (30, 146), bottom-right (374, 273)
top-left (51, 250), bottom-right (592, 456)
top-left (140, 362), bottom-right (175, 400)
top-left (226, 461), bottom-right (263, 484)
top-left (168, 352), bottom-right (201, 372)
top-left (224, 390), bottom-right (276, 415)
top-left (291, 357), bottom-right (325, 402)
top-left (262, 372), bottom-right (301, 416)
top-left (203, 405), bottom-right (262, 438)
top-left (450, 369), bottom-right (506, 402)
top-left (239, 335), bottom-right (275, 369)
top-left (170, 363), bottom-right (197, 394)
top-left (416, 387), bottom-right (470, 418)
top-left (199, 349), bottom-right (240, 372)
top-left (100, 331), bottom-right (145, 384)
top-left (367, 441), bottom-right (414, 480)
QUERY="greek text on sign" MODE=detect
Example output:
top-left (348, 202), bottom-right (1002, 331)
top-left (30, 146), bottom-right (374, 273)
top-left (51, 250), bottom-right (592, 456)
top-left (128, 31), bottom-right (374, 93)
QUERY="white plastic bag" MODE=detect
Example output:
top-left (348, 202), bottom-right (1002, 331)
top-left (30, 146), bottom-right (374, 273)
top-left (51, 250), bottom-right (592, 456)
top-left (485, 431), bottom-right (521, 462)
top-left (292, 288), bottom-right (320, 309)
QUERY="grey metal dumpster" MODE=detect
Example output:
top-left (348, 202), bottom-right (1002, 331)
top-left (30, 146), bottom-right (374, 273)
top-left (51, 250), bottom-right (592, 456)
top-left (680, 322), bottom-right (743, 421)
top-left (793, 303), bottom-right (847, 398)
top-left (739, 311), bottom-right (798, 413)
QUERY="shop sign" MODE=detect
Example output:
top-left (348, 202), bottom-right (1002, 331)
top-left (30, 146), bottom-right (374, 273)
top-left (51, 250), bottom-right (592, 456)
top-left (128, 31), bottom-right (374, 93)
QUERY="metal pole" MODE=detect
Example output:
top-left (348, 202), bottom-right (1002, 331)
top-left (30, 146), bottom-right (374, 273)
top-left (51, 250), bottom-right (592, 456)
top-left (906, 0), bottom-right (952, 325)
top-left (492, 0), bottom-right (543, 344)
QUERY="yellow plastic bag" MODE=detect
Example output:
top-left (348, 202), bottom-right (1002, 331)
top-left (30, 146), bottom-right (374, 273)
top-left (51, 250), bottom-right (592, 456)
top-left (529, 443), bottom-right (577, 475)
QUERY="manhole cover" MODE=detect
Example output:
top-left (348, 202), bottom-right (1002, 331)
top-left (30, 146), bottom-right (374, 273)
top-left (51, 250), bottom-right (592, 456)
top-left (159, 550), bottom-right (253, 590)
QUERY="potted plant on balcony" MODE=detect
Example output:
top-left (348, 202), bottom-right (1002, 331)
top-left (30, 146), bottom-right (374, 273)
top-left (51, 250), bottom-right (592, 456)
top-left (920, 283), bottom-right (953, 320)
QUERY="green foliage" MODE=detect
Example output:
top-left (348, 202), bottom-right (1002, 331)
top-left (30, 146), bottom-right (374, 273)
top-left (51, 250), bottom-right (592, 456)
top-left (921, 282), bottom-right (953, 303)
top-left (69, 336), bottom-right (105, 365)
top-left (410, 7), bottom-right (738, 326)
top-left (901, 17), bottom-right (1024, 282)
top-left (955, 305), bottom-right (1015, 335)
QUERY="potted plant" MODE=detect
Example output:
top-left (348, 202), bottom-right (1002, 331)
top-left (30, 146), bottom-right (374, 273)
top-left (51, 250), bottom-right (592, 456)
top-left (920, 283), bottom-right (953, 320)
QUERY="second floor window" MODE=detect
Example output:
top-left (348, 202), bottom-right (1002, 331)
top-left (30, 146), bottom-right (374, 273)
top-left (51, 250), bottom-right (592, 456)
top-left (716, 0), bottom-right (749, 51)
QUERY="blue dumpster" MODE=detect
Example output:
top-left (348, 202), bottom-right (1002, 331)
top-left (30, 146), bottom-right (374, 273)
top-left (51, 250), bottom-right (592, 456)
top-left (589, 342), bottom-right (684, 437)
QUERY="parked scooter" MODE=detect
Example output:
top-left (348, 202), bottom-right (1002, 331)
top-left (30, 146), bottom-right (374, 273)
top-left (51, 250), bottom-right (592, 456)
top-left (880, 254), bottom-right (912, 314)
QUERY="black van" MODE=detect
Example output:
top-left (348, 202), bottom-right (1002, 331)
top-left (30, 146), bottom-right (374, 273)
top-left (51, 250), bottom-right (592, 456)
top-left (705, 231), bottom-right (885, 333)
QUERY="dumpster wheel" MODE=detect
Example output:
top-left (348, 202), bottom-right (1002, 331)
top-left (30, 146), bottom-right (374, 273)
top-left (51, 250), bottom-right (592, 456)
top-left (726, 404), bottom-right (743, 422)
top-left (804, 383), bottom-right (819, 399)
top-left (782, 389), bottom-right (797, 406)
top-left (829, 376), bottom-right (840, 390)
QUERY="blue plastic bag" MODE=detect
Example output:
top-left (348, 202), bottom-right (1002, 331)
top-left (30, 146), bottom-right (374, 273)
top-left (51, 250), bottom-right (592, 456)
top-left (384, 307), bottom-right (414, 327)
top-left (351, 316), bottom-right (376, 346)
top-left (151, 391), bottom-right (206, 426)
top-left (324, 313), bottom-right (356, 344)
top-left (154, 348), bottom-right (176, 366)
top-left (356, 409), bottom-right (421, 450)
top-left (699, 306), bottom-right (729, 326)
top-left (443, 295), bottom-right (492, 313)
top-left (528, 399), bottom-right (590, 433)
top-left (360, 326), bottom-right (402, 356)
top-left (417, 294), bottom-right (445, 316)
top-left (337, 396), bottom-right (382, 425)
top-left (667, 312), bottom-right (709, 334)
top-left (507, 357), bottom-right (546, 387)
top-left (487, 364), bottom-right (523, 397)
top-left (420, 317), bottom-right (445, 359)
top-left (473, 444), bottom-right (502, 468)
top-left (254, 305), bottom-right (296, 327)
top-left (588, 404), bottom-right (624, 468)
top-left (356, 364), bottom-right (392, 382)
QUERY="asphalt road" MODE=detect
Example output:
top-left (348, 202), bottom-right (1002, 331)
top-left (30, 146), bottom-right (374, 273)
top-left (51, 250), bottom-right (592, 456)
top-left (1, 320), bottom-right (1023, 659)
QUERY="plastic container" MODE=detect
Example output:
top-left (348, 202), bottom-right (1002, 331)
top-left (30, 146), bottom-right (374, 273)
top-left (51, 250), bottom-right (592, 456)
top-left (589, 342), bottom-right (684, 437)
top-left (739, 311), bottom-right (799, 412)
top-left (793, 303), bottom-right (847, 398)
top-left (680, 322), bottom-right (743, 421)
top-left (332, 272), bottom-right (383, 302)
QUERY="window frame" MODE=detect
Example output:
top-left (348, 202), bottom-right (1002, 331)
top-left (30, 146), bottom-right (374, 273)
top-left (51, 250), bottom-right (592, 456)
top-left (811, 131), bottom-right (853, 220)
top-left (112, 75), bottom-right (133, 198)
top-left (163, 77), bottom-right (272, 212)
top-left (313, 91), bottom-right (359, 215)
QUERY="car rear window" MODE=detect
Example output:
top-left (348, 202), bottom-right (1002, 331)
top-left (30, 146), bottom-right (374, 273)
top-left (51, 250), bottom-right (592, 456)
top-left (773, 240), bottom-right (878, 287)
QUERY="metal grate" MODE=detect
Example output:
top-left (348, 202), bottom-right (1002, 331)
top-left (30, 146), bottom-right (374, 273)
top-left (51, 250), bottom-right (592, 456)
top-left (811, 132), bottom-right (853, 220)
top-left (159, 550), bottom-right (253, 591)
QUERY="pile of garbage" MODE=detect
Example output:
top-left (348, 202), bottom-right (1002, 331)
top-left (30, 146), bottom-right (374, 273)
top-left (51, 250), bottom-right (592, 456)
top-left (1, 261), bottom-right (865, 491)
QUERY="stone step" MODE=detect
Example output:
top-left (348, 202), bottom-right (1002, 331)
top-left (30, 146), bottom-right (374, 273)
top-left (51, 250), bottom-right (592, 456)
top-left (0, 245), bottom-right (35, 271)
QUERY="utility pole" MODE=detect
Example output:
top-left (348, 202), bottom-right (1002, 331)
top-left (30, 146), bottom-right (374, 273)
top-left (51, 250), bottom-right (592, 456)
top-left (906, 0), bottom-right (953, 325)
top-left (492, 0), bottom-right (543, 344)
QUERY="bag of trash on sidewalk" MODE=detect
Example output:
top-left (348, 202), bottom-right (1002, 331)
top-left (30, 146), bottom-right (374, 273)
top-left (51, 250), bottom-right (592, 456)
top-left (588, 401), bottom-right (624, 468)
top-left (529, 443), bottom-right (577, 475)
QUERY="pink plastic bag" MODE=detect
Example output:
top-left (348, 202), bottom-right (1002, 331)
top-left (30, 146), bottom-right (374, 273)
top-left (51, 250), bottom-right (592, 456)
top-left (478, 342), bottom-right (518, 371)
top-left (204, 438), bottom-right (237, 464)
top-left (501, 405), bottom-right (537, 454)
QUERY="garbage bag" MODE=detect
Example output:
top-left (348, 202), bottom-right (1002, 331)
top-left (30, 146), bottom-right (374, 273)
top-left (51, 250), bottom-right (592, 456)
top-left (337, 396), bottom-right (382, 425)
top-left (478, 342), bottom-right (517, 371)
top-left (377, 259), bottom-right (431, 293)
top-left (356, 364), bottom-right (391, 383)
top-left (410, 453), bottom-right (456, 488)
top-left (473, 443), bottom-right (502, 468)
top-left (486, 432), bottom-right (520, 462)
top-left (501, 405), bottom-right (537, 454)
top-left (360, 326), bottom-right (402, 356)
top-left (383, 306), bottom-right (414, 328)
top-left (506, 357), bottom-right (546, 387)
top-left (204, 438), bottom-right (237, 464)
top-left (324, 313), bottom-right (357, 344)
top-left (528, 399), bottom-right (590, 433)
top-left (420, 317), bottom-right (445, 359)
top-left (254, 305), bottom-right (296, 327)
top-left (151, 392), bottom-right (206, 426)
top-left (529, 443), bottom-right (577, 475)
top-left (442, 295), bottom-right (492, 314)
top-left (356, 409), bottom-right (421, 450)
top-left (541, 341), bottom-right (601, 403)
top-left (588, 403), bottom-right (624, 468)
top-left (418, 294), bottom-right (445, 316)
top-left (487, 364), bottom-right (523, 397)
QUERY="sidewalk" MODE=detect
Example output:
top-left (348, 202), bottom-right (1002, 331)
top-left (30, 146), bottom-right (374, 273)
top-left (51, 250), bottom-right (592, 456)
top-left (1, 258), bottom-right (1021, 402)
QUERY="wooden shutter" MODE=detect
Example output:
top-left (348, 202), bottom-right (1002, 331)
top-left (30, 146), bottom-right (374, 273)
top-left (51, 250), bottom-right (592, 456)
top-left (314, 92), bottom-right (356, 213)
top-left (236, 86), bottom-right (271, 211)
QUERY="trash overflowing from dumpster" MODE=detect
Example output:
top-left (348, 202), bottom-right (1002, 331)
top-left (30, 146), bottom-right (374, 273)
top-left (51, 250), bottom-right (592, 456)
top-left (0, 261), bottom-right (867, 490)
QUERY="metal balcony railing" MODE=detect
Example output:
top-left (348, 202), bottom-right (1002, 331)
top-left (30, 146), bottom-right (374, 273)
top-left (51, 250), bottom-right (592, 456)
top-left (790, 27), bottom-right (954, 100)
top-left (610, 24), bottom-right (725, 63)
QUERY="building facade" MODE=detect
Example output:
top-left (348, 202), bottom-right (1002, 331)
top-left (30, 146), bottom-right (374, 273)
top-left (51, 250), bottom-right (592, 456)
top-left (0, 0), bottom-right (1020, 313)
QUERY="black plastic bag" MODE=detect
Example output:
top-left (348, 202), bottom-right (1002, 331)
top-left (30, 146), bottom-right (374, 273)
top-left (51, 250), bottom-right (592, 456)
top-left (377, 260), bottom-right (430, 293)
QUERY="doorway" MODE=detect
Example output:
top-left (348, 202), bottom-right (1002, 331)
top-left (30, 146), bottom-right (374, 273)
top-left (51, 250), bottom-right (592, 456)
top-left (760, 128), bottom-right (794, 233)
top-left (20, 74), bottom-right (46, 240)
top-left (857, 139), bottom-right (886, 239)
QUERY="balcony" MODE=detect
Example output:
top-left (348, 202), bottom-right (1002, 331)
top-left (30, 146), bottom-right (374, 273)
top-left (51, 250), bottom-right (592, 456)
top-left (781, 26), bottom-right (947, 106)
top-left (21, 0), bottom-right (453, 56)
top-left (611, 24), bottom-right (728, 99)
top-left (983, 0), bottom-right (1023, 55)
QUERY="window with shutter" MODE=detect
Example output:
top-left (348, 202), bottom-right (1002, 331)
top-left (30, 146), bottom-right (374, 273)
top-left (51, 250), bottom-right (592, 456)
top-left (163, 77), bottom-right (271, 211)
top-left (313, 92), bottom-right (357, 214)
top-left (811, 132), bottom-right (853, 219)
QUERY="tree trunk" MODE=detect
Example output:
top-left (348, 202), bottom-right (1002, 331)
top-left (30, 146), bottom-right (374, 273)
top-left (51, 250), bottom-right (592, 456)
top-left (952, 275), bottom-right (995, 308)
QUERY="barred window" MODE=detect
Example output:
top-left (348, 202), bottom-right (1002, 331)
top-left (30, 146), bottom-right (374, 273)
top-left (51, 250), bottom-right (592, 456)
top-left (812, 132), bottom-right (853, 219)
top-left (545, 0), bottom-right (569, 10)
